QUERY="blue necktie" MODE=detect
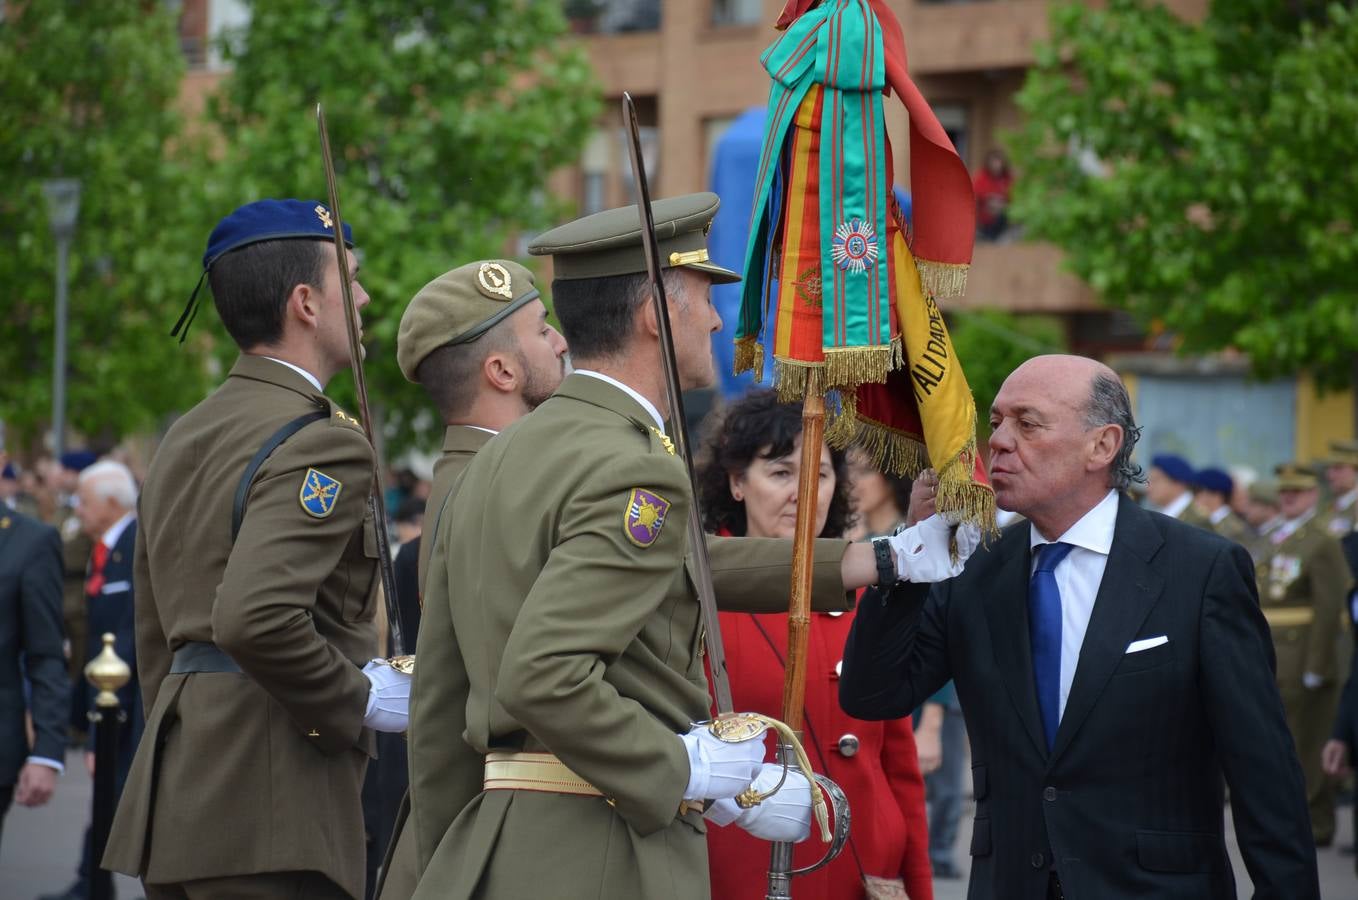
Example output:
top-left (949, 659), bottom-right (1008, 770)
top-left (1030, 542), bottom-right (1074, 752)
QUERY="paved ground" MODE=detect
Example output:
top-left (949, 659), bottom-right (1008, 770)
top-left (2, 748), bottom-right (1354, 898)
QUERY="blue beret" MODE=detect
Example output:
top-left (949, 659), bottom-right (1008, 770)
top-left (1193, 467), bottom-right (1233, 496)
top-left (1, 462), bottom-right (16, 480)
top-left (1151, 454), bottom-right (1194, 484)
top-left (172, 199), bottom-right (355, 342)
top-left (202, 199), bottom-right (353, 270)
top-left (60, 450), bottom-right (98, 473)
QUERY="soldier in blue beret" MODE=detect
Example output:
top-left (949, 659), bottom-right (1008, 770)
top-left (104, 200), bottom-right (410, 900)
top-left (1145, 453), bottom-right (1209, 526)
top-left (1191, 466), bottom-right (1253, 545)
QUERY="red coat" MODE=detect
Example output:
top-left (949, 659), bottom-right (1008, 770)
top-left (707, 609), bottom-right (933, 900)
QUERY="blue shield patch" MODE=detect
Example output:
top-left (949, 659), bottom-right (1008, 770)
top-left (299, 467), bottom-right (343, 518)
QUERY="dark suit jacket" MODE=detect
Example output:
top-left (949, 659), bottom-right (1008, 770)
top-left (83, 519), bottom-right (144, 780)
top-left (840, 496), bottom-right (1317, 900)
top-left (1330, 531), bottom-right (1358, 748)
top-left (0, 511), bottom-right (67, 786)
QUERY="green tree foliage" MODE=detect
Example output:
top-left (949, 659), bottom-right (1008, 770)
top-left (950, 310), bottom-right (1067, 435)
top-left (0, 1), bottom-right (207, 450)
top-left (1011, 0), bottom-right (1358, 388)
top-left (202, 0), bottom-right (600, 450)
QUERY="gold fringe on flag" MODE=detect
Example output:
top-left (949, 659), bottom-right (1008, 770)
top-left (733, 336), bottom-right (765, 383)
top-left (850, 418), bottom-right (930, 479)
top-left (822, 345), bottom-right (894, 392)
top-left (916, 260), bottom-right (969, 299)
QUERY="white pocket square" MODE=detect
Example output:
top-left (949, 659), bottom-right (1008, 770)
top-left (1126, 635), bottom-right (1168, 654)
top-left (101, 580), bottom-right (131, 595)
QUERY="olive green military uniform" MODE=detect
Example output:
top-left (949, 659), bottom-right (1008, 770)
top-left (379, 258), bottom-right (550, 900)
top-left (1321, 442), bottom-right (1358, 539)
top-left (58, 512), bottom-right (93, 683)
top-left (1207, 507), bottom-right (1255, 547)
top-left (103, 355), bottom-right (380, 898)
top-left (1258, 508), bottom-right (1352, 843)
top-left (410, 374), bottom-right (853, 900)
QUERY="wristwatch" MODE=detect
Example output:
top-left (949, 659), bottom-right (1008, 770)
top-left (871, 536), bottom-right (896, 587)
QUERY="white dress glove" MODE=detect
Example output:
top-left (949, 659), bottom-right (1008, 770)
top-left (679, 722), bottom-right (766, 801)
top-left (362, 659), bottom-right (411, 733)
top-left (885, 514), bottom-right (981, 583)
top-left (705, 763), bottom-right (814, 842)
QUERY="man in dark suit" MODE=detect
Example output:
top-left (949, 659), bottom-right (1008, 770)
top-left (0, 502), bottom-right (67, 850)
top-left (41, 460), bottom-right (143, 899)
top-left (840, 354), bottom-right (1318, 900)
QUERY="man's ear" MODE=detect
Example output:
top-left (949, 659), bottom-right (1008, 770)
top-left (1088, 423), bottom-right (1122, 472)
top-left (285, 282), bottom-right (319, 330)
top-left (639, 295), bottom-right (662, 339)
top-left (482, 350), bottom-right (517, 394)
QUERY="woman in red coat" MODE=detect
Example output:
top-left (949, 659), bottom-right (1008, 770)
top-left (698, 390), bottom-right (933, 900)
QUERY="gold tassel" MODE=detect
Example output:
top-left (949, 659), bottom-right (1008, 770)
top-left (916, 260), bottom-right (969, 299)
top-left (848, 420), bottom-right (930, 478)
top-left (822, 346), bottom-right (893, 392)
top-left (772, 359), bottom-right (819, 403)
top-left (935, 442), bottom-right (999, 538)
top-left (733, 337), bottom-right (765, 382)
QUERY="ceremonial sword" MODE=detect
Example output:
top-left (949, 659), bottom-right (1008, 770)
top-left (620, 97), bottom-right (847, 895)
top-left (316, 104), bottom-right (412, 666)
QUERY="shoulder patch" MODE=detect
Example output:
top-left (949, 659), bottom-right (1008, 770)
top-left (624, 488), bottom-right (671, 548)
top-left (300, 467), bottom-right (343, 518)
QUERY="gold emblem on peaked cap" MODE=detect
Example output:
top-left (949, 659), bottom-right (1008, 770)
top-left (315, 205), bottom-right (334, 229)
top-left (477, 262), bottom-right (514, 300)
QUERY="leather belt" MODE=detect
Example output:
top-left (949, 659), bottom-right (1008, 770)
top-left (170, 641), bottom-right (242, 674)
top-left (1263, 607), bottom-right (1314, 628)
top-left (484, 751), bottom-right (603, 797)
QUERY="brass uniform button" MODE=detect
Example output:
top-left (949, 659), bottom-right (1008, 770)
top-left (837, 734), bottom-right (860, 757)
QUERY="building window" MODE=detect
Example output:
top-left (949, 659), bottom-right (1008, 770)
top-left (580, 131), bottom-right (611, 216)
top-left (207, 0), bottom-right (250, 71)
top-left (932, 102), bottom-right (970, 167)
top-left (702, 115), bottom-right (738, 179)
top-left (711, 0), bottom-right (762, 27)
top-left (568, 0), bottom-right (661, 34)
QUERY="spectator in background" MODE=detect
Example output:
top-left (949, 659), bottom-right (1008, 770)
top-left (700, 391), bottom-right (933, 900)
top-left (848, 450), bottom-right (969, 880)
top-left (53, 451), bottom-right (98, 743)
top-left (1, 457), bottom-right (40, 519)
top-left (40, 461), bottom-right (143, 900)
top-left (973, 149), bottom-right (1013, 241)
top-left (1192, 467), bottom-right (1254, 546)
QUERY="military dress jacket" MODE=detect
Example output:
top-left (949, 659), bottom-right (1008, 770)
top-left (1207, 509), bottom-right (1254, 548)
top-left (378, 424), bottom-right (491, 900)
top-left (408, 373), bottom-right (853, 900)
top-left (1258, 515), bottom-right (1353, 691)
top-left (103, 355), bottom-right (380, 899)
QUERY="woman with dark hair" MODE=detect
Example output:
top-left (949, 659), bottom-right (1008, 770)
top-left (699, 389), bottom-right (933, 900)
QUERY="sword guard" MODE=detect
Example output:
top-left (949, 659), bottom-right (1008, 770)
top-left (384, 654), bottom-right (416, 675)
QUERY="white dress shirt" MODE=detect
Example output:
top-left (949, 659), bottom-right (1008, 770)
top-left (1030, 489), bottom-right (1119, 720)
top-left (1209, 505), bottom-right (1231, 526)
top-left (573, 370), bottom-right (666, 432)
top-left (1159, 491), bottom-right (1193, 520)
top-left (261, 356), bottom-right (324, 392)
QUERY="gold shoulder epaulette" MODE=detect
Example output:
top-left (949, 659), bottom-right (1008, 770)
top-left (331, 407), bottom-right (363, 430)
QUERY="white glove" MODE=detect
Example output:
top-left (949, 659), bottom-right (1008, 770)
top-left (679, 722), bottom-right (766, 801)
top-left (705, 763), bottom-right (814, 842)
top-left (885, 514), bottom-right (981, 583)
top-left (362, 659), bottom-right (411, 733)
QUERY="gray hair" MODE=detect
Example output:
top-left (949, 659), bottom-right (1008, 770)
top-left (1084, 372), bottom-right (1145, 491)
top-left (78, 460), bottom-right (138, 510)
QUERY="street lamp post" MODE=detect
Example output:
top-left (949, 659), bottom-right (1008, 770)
top-left (42, 178), bottom-right (81, 460)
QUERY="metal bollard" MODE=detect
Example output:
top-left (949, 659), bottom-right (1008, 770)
top-left (85, 632), bottom-right (130, 900)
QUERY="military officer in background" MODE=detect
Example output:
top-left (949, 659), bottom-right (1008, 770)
top-left (408, 193), bottom-right (971, 900)
top-left (103, 200), bottom-right (411, 899)
top-left (1241, 480), bottom-right (1284, 562)
top-left (1260, 462), bottom-right (1353, 847)
top-left (1144, 453), bottom-right (1209, 527)
top-left (1192, 466), bottom-right (1254, 546)
top-left (373, 259), bottom-right (568, 899)
top-left (1322, 440), bottom-right (1358, 538)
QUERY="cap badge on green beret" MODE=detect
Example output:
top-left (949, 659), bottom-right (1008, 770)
top-left (315, 205), bottom-right (334, 229)
top-left (477, 262), bottom-right (514, 300)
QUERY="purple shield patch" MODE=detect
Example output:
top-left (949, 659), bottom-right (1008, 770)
top-left (624, 488), bottom-right (671, 548)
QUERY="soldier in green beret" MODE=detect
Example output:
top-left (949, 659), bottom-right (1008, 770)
top-left (407, 193), bottom-right (976, 899)
top-left (104, 200), bottom-right (412, 900)
top-left (1259, 462), bottom-right (1353, 847)
top-left (374, 259), bottom-right (568, 899)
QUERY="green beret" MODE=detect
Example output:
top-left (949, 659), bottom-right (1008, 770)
top-left (1248, 481), bottom-right (1279, 506)
top-left (1274, 462), bottom-right (1319, 491)
top-left (528, 192), bottom-right (740, 284)
top-left (1322, 439), bottom-right (1358, 467)
top-left (396, 260), bottom-right (540, 382)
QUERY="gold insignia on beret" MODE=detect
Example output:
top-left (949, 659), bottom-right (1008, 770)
top-left (0, 517), bottom-right (9, 530)
top-left (315, 205), bottom-right (334, 229)
top-left (477, 262), bottom-right (514, 300)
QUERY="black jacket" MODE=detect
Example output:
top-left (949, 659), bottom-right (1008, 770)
top-left (840, 496), bottom-right (1317, 900)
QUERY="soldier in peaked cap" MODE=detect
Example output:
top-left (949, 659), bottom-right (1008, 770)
top-left (103, 200), bottom-right (411, 900)
top-left (407, 193), bottom-right (972, 900)
top-left (372, 260), bottom-right (567, 900)
top-left (1259, 462), bottom-right (1353, 847)
top-left (1322, 440), bottom-right (1358, 538)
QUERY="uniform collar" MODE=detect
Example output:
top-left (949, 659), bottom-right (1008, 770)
top-left (101, 512), bottom-right (135, 551)
top-left (260, 356), bottom-right (324, 391)
top-left (572, 370), bottom-right (665, 432)
top-left (229, 354), bottom-right (326, 400)
top-left (443, 424), bottom-right (496, 454)
top-left (558, 371), bottom-right (666, 434)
